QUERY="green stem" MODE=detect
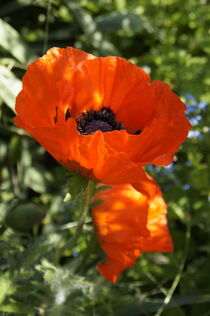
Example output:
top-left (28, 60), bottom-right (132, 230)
top-left (74, 230), bottom-right (97, 274)
top-left (154, 220), bottom-right (191, 316)
top-left (59, 180), bottom-right (95, 254)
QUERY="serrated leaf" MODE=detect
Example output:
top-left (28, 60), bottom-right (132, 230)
top-left (37, 259), bottom-right (94, 305)
top-left (0, 65), bottom-right (21, 112)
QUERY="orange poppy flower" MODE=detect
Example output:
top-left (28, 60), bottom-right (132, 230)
top-left (14, 47), bottom-right (191, 194)
top-left (91, 182), bottom-right (173, 283)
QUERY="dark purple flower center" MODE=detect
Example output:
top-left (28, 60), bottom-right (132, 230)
top-left (76, 107), bottom-right (125, 135)
top-left (86, 120), bottom-right (113, 134)
top-left (61, 106), bottom-right (142, 136)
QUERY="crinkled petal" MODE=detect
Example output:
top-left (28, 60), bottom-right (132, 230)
top-left (15, 47), bottom-right (94, 128)
top-left (14, 46), bottom-right (191, 186)
top-left (92, 184), bottom-right (149, 283)
top-left (68, 57), bottom-right (155, 133)
top-left (125, 81), bottom-right (191, 165)
top-left (143, 188), bottom-right (173, 252)
top-left (16, 115), bottom-right (157, 197)
top-left (92, 182), bottom-right (173, 283)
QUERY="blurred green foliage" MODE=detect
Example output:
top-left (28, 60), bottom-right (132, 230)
top-left (0, 0), bottom-right (210, 315)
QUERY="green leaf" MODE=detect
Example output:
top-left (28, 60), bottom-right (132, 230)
top-left (5, 203), bottom-right (46, 232)
top-left (7, 135), bottom-right (22, 164)
top-left (0, 139), bottom-right (7, 163)
top-left (0, 302), bottom-right (34, 313)
top-left (89, 199), bottom-right (104, 208)
top-left (37, 259), bottom-right (94, 304)
top-left (24, 165), bottom-right (53, 193)
top-left (67, 174), bottom-right (89, 200)
top-left (0, 274), bottom-right (15, 304)
top-left (114, 0), bottom-right (126, 10)
top-left (0, 65), bottom-right (21, 112)
top-left (95, 185), bottom-right (112, 193)
top-left (47, 11), bottom-right (155, 42)
top-left (95, 10), bottom-right (155, 34)
top-left (117, 294), bottom-right (210, 316)
top-left (0, 18), bottom-right (36, 64)
top-left (65, 0), bottom-right (120, 56)
top-left (20, 235), bottom-right (55, 269)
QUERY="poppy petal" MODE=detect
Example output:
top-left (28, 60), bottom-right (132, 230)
top-left (14, 46), bottom-right (191, 186)
top-left (92, 184), bottom-right (149, 283)
top-left (125, 81), bottom-right (191, 165)
top-left (68, 57), bottom-right (155, 132)
top-left (143, 188), bottom-right (173, 252)
top-left (92, 182), bottom-right (173, 283)
top-left (19, 115), bottom-right (157, 197)
top-left (15, 47), bottom-right (94, 128)
top-left (152, 153), bottom-right (175, 166)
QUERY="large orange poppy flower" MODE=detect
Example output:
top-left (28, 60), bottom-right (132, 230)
top-left (92, 182), bottom-right (173, 283)
top-left (14, 47), bottom-right (190, 194)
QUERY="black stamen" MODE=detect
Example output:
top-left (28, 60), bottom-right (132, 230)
top-left (76, 107), bottom-right (124, 135)
top-left (65, 108), bottom-right (71, 121)
top-left (134, 129), bottom-right (142, 135)
top-left (54, 106), bottom-right (58, 124)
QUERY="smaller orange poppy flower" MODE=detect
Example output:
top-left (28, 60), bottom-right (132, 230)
top-left (91, 182), bottom-right (173, 283)
top-left (14, 47), bottom-right (191, 196)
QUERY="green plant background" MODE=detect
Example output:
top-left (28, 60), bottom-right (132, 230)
top-left (0, 0), bottom-right (210, 315)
